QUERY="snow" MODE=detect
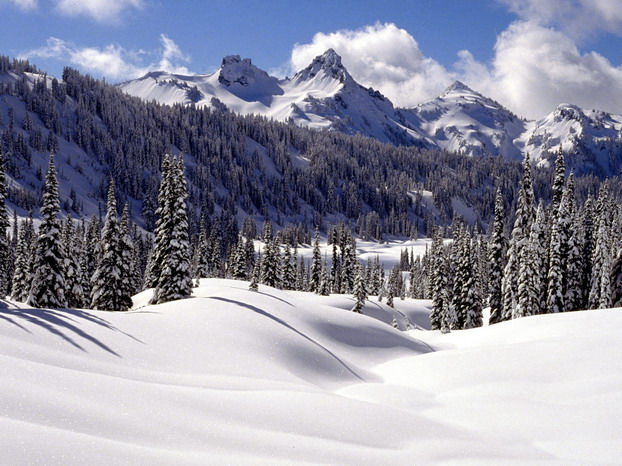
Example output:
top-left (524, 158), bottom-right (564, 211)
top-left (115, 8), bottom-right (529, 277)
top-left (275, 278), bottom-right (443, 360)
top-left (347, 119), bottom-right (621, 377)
top-left (2, 278), bottom-right (621, 464)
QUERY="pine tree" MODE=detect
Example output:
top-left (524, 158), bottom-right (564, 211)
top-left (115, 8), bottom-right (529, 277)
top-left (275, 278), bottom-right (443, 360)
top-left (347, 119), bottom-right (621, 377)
top-left (192, 218), bottom-right (210, 279)
top-left (309, 227), bottom-right (322, 293)
top-left (528, 203), bottom-right (549, 314)
top-left (10, 218), bottom-right (34, 302)
top-left (281, 242), bottom-right (296, 290)
top-left (28, 153), bottom-right (67, 308)
top-left (63, 216), bottom-right (86, 308)
top-left (91, 181), bottom-right (132, 311)
top-left (260, 238), bottom-right (281, 288)
top-left (502, 153), bottom-right (535, 320)
top-left (589, 190), bottom-right (612, 309)
top-left (145, 155), bottom-right (172, 288)
top-left (118, 204), bottom-right (136, 304)
top-left (318, 255), bottom-right (330, 296)
top-left (430, 232), bottom-right (450, 330)
top-left (551, 146), bottom-right (565, 220)
top-left (488, 189), bottom-right (506, 324)
top-left (151, 156), bottom-right (193, 304)
top-left (0, 144), bottom-right (10, 296)
top-left (229, 234), bottom-right (248, 280)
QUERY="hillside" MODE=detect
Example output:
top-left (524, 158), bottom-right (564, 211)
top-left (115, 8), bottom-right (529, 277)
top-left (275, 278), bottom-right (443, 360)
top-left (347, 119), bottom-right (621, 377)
top-left (120, 52), bottom-right (622, 175)
top-left (1, 279), bottom-right (620, 464)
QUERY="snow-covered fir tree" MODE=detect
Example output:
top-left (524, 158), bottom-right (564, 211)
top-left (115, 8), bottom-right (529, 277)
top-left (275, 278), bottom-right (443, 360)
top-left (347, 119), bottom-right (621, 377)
top-left (91, 181), bottom-right (133, 312)
top-left (610, 250), bottom-right (622, 307)
top-left (28, 153), bottom-right (67, 308)
top-left (63, 216), bottom-right (85, 308)
top-left (0, 145), bottom-right (11, 296)
top-left (488, 190), bottom-right (506, 324)
top-left (309, 227), bottom-right (322, 293)
top-left (501, 153), bottom-right (535, 321)
top-left (151, 156), bottom-right (193, 305)
top-left (10, 217), bottom-right (34, 302)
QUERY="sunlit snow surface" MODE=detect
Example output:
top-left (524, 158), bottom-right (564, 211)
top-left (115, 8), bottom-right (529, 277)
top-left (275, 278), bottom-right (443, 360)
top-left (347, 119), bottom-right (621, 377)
top-left (1, 278), bottom-right (621, 464)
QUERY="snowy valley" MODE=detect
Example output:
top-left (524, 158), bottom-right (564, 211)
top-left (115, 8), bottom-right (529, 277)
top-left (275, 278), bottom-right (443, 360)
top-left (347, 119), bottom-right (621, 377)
top-left (2, 279), bottom-right (621, 464)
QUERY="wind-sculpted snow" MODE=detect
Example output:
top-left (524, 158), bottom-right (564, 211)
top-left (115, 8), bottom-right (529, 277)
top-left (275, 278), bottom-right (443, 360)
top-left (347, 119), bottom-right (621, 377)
top-left (1, 279), bottom-right (621, 464)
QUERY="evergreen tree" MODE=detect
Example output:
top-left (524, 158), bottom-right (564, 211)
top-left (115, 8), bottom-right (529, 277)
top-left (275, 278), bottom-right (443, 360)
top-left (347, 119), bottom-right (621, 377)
top-left (309, 227), bottom-right (322, 293)
top-left (350, 263), bottom-right (367, 314)
top-left (10, 218), bottom-right (34, 302)
top-left (488, 189), bottom-right (506, 324)
top-left (91, 182), bottom-right (132, 311)
top-left (430, 232), bottom-right (450, 330)
top-left (229, 234), bottom-right (248, 280)
top-left (529, 203), bottom-right (549, 314)
top-left (63, 216), bottom-right (85, 308)
top-left (589, 190), bottom-right (612, 309)
top-left (145, 155), bottom-right (174, 289)
top-left (28, 153), bottom-right (67, 308)
top-left (501, 153), bottom-right (535, 320)
top-left (318, 255), bottom-right (330, 296)
top-left (151, 156), bottom-right (193, 304)
top-left (281, 242), bottom-right (296, 290)
top-left (192, 218), bottom-right (210, 279)
top-left (551, 146), bottom-right (565, 219)
top-left (260, 238), bottom-right (281, 288)
top-left (118, 204), bottom-right (136, 303)
top-left (0, 144), bottom-right (10, 296)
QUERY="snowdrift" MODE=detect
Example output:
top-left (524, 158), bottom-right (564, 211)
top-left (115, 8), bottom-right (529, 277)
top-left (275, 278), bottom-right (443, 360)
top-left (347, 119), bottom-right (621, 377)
top-left (1, 279), bottom-right (620, 464)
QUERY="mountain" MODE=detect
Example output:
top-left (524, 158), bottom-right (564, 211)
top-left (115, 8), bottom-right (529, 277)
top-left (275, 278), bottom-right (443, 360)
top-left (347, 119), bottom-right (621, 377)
top-left (3, 56), bottom-right (540, 237)
top-left (120, 52), bottom-right (622, 175)
top-left (518, 104), bottom-right (622, 175)
top-left (401, 81), bottom-right (526, 160)
top-left (119, 50), bottom-right (428, 147)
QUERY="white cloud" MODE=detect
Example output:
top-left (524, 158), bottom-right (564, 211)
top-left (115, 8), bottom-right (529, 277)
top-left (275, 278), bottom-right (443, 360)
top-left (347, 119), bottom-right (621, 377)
top-left (498, 0), bottom-right (622, 40)
top-left (291, 23), bottom-right (453, 108)
top-left (4, 0), bottom-right (38, 11)
top-left (290, 18), bottom-right (622, 119)
top-left (20, 35), bottom-right (191, 81)
top-left (54, 0), bottom-right (143, 23)
top-left (478, 21), bottom-right (622, 118)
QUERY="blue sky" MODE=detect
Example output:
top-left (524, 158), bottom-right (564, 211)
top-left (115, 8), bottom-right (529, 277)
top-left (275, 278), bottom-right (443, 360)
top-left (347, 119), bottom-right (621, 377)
top-left (2, 0), bottom-right (622, 118)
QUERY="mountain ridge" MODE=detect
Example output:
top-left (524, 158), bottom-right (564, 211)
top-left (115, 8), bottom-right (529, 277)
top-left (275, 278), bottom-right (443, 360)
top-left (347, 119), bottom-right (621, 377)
top-left (119, 51), bottom-right (622, 175)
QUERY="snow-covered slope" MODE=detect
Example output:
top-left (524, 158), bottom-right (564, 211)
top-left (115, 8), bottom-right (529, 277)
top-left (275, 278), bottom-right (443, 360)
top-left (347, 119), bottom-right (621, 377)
top-left (402, 81), bottom-right (527, 159)
top-left (119, 50), bottom-right (427, 146)
top-left (2, 279), bottom-right (621, 464)
top-left (121, 53), bottom-right (622, 174)
top-left (518, 104), bottom-right (622, 174)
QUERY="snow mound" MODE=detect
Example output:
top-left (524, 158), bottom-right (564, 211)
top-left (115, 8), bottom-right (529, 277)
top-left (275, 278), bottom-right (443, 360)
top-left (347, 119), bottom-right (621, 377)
top-left (1, 281), bottom-right (621, 464)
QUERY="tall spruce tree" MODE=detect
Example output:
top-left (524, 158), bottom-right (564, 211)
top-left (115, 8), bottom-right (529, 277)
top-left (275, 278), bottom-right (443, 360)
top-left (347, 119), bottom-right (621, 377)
top-left (0, 145), bottom-right (10, 296)
top-left (609, 250), bottom-right (622, 307)
top-left (529, 203), bottom-right (549, 314)
top-left (145, 154), bottom-right (173, 289)
top-left (63, 216), bottom-right (86, 308)
top-left (91, 181), bottom-right (132, 311)
top-left (151, 156), bottom-right (193, 304)
top-left (488, 190), bottom-right (506, 324)
top-left (10, 218), bottom-right (34, 302)
top-left (502, 153), bottom-right (535, 320)
top-left (351, 263), bottom-right (367, 313)
top-left (28, 153), bottom-right (67, 308)
top-left (430, 232), bottom-right (450, 330)
top-left (309, 227), bottom-right (322, 293)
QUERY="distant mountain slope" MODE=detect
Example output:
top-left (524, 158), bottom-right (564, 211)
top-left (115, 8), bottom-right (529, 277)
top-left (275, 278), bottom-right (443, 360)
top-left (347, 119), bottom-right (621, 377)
top-left (120, 50), bottom-right (428, 147)
top-left (120, 51), bottom-right (622, 175)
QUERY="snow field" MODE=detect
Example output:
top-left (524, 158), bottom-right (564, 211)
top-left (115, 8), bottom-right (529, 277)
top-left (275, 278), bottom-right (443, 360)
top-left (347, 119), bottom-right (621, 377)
top-left (1, 279), bottom-right (621, 464)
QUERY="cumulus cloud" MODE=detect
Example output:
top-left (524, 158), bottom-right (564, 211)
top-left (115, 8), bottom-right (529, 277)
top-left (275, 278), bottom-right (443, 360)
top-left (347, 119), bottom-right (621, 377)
top-left (477, 21), bottom-right (622, 118)
top-left (20, 34), bottom-right (191, 80)
top-left (498, 0), bottom-right (622, 41)
top-left (290, 17), bottom-right (622, 119)
top-left (291, 23), bottom-right (453, 108)
top-left (54, 0), bottom-right (143, 23)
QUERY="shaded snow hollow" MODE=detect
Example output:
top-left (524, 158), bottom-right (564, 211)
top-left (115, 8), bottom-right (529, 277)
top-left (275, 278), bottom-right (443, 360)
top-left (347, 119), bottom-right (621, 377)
top-left (1, 279), bottom-right (621, 464)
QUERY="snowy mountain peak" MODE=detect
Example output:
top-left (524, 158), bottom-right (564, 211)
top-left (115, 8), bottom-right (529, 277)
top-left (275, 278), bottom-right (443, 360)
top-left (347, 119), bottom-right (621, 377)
top-left (294, 49), bottom-right (350, 83)
top-left (218, 55), bottom-right (272, 87)
top-left (443, 80), bottom-right (476, 95)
